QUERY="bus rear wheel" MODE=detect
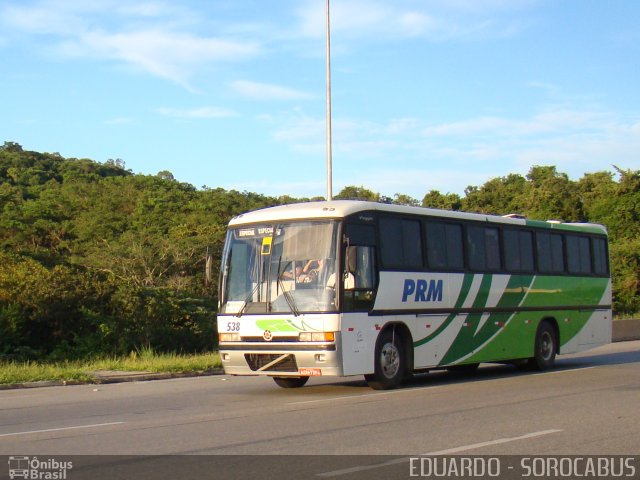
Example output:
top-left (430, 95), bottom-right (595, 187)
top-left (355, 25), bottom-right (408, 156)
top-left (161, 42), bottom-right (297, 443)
top-left (273, 376), bottom-right (309, 388)
top-left (365, 329), bottom-right (406, 390)
top-left (528, 321), bottom-right (557, 370)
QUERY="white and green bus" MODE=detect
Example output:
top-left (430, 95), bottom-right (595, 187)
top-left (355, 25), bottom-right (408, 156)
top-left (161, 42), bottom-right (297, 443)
top-left (217, 201), bottom-right (611, 389)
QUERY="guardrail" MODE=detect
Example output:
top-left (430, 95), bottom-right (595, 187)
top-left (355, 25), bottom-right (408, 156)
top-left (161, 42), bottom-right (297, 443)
top-left (612, 319), bottom-right (640, 342)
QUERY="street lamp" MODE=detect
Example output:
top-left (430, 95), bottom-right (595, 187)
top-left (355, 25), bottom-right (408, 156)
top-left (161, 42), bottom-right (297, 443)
top-left (325, 0), bottom-right (333, 201)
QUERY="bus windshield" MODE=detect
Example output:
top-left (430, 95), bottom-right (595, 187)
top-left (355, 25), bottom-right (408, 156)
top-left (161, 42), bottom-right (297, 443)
top-left (219, 221), bottom-right (339, 315)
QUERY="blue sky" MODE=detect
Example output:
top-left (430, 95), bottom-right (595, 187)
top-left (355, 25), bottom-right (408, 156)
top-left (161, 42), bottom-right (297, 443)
top-left (1, 0), bottom-right (639, 199)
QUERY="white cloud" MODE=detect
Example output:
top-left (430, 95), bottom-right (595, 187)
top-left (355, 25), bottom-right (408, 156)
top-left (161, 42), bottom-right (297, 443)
top-left (397, 12), bottom-right (440, 37)
top-left (426, 0), bottom-right (537, 13)
top-left (60, 30), bottom-right (259, 86)
top-left (227, 179), bottom-right (325, 198)
top-left (295, 1), bottom-right (442, 40)
top-left (527, 81), bottom-right (561, 95)
top-left (231, 80), bottom-right (313, 101)
top-left (271, 112), bottom-right (324, 142)
top-left (155, 107), bottom-right (238, 119)
top-left (1, 1), bottom-right (260, 86)
top-left (2, 3), bottom-right (80, 35)
top-left (293, 0), bottom-right (524, 42)
top-left (261, 105), bottom-right (640, 197)
top-left (422, 109), bottom-right (609, 138)
top-left (346, 168), bottom-right (496, 197)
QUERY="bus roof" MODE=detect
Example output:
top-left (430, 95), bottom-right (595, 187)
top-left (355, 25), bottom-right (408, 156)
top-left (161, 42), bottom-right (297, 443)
top-left (228, 200), bottom-right (607, 235)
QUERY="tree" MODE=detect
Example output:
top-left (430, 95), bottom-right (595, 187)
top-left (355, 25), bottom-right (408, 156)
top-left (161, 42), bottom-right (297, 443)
top-left (422, 190), bottom-right (462, 210)
top-left (607, 167), bottom-right (640, 240)
top-left (463, 174), bottom-right (526, 215)
top-left (610, 238), bottom-right (640, 315)
top-left (157, 170), bottom-right (175, 181)
top-left (577, 171), bottom-right (617, 224)
top-left (335, 185), bottom-right (380, 202)
top-left (1, 141), bottom-right (23, 152)
top-left (393, 193), bottom-right (420, 206)
top-left (521, 166), bottom-right (584, 221)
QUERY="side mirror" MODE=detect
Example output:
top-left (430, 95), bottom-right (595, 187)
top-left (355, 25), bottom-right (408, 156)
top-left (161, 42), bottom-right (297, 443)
top-left (205, 249), bottom-right (213, 286)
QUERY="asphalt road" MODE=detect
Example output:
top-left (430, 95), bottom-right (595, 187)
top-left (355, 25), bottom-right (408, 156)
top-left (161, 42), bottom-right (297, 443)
top-left (1, 341), bottom-right (639, 479)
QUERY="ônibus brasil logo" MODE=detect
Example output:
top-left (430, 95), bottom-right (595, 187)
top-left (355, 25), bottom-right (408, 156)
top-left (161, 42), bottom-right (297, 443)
top-left (8, 456), bottom-right (73, 479)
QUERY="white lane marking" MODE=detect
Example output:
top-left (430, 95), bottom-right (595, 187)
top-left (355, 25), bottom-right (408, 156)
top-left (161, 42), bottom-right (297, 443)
top-left (316, 429), bottom-right (563, 477)
top-left (421, 429), bottom-right (563, 455)
top-left (531, 366), bottom-right (596, 376)
top-left (0, 422), bottom-right (125, 438)
top-left (287, 389), bottom-right (406, 406)
top-left (287, 383), bottom-right (459, 406)
top-left (290, 365), bottom-right (598, 406)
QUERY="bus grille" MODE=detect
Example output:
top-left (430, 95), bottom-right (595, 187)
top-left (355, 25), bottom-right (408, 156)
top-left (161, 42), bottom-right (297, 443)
top-left (245, 353), bottom-right (298, 372)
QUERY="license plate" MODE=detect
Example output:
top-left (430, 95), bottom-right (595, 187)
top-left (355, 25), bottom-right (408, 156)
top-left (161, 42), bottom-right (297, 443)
top-left (299, 368), bottom-right (322, 376)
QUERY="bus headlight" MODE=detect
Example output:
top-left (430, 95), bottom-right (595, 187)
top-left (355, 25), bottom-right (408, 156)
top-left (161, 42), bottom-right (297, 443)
top-left (219, 333), bottom-right (241, 342)
top-left (299, 332), bottom-right (335, 342)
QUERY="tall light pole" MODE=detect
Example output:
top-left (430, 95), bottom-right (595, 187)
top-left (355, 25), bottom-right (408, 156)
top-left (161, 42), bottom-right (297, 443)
top-left (325, 0), bottom-right (333, 201)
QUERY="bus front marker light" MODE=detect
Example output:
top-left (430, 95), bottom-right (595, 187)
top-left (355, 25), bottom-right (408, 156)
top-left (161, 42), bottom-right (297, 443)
top-left (299, 332), bottom-right (335, 342)
top-left (312, 332), bottom-right (335, 342)
top-left (299, 332), bottom-right (312, 342)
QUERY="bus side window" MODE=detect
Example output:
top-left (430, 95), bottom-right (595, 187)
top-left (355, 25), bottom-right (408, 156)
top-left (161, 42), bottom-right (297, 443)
top-left (426, 221), bottom-right (464, 270)
top-left (345, 245), bottom-right (375, 290)
top-left (592, 237), bottom-right (609, 275)
top-left (343, 245), bottom-right (376, 311)
top-left (467, 225), bottom-right (501, 271)
top-left (536, 232), bottom-right (565, 273)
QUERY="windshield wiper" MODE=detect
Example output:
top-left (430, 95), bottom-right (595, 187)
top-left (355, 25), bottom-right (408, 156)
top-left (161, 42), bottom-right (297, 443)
top-left (277, 276), bottom-right (300, 317)
top-left (235, 282), bottom-right (260, 318)
top-left (277, 258), bottom-right (300, 317)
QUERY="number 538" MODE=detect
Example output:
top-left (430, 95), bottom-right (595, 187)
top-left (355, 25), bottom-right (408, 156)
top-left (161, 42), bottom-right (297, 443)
top-left (226, 321), bottom-right (241, 332)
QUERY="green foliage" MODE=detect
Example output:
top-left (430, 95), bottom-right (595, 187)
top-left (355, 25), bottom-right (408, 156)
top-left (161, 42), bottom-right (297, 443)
top-left (610, 238), bottom-right (640, 314)
top-left (1, 142), bottom-right (639, 361)
top-left (422, 190), bottom-right (463, 210)
top-left (0, 252), bottom-right (108, 359)
top-left (0, 142), bottom-right (277, 360)
top-left (463, 174), bottom-right (527, 215)
top-left (335, 185), bottom-right (380, 202)
top-left (393, 193), bottom-right (420, 207)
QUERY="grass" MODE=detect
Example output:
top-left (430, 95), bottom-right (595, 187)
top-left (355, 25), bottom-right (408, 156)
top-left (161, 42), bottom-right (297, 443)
top-left (0, 349), bottom-right (222, 386)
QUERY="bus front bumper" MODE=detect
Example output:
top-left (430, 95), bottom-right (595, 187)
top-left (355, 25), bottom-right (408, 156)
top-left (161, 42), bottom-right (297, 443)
top-left (219, 343), bottom-right (343, 377)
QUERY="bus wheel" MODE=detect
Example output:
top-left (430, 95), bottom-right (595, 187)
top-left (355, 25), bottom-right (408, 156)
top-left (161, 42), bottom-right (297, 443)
top-left (365, 329), bottom-right (405, 390)
top-left (273, 376), bottom-right (309, 388)
top-left (528, 321), bottom-right (557, 370)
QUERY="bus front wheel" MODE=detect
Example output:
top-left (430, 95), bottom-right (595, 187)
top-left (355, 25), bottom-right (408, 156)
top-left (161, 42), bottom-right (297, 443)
top-left (528, 321), bottom-right (557, 370)
top-left (273, 376), bottom-right (309, 388)
top-left (365, 329), bottom-right (406, 390)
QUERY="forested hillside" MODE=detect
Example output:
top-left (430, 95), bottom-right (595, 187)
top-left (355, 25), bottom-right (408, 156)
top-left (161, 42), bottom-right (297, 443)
top-left (1, 141), bottom-right (638, 360)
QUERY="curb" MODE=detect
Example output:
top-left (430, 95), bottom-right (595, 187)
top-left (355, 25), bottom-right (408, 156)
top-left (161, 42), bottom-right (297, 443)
top-left (91, 368), bottom-right (225, 384)
top-left (0, 368), bottom-right (225, 391)
top-left (612, 318), bottom-right (640, 342)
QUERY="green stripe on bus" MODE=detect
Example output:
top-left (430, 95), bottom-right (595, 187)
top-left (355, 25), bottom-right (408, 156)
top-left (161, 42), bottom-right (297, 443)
top-left (413, 273), bottom-right (476, 348)
top-left (440, 274), bottom-right (531, 365)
